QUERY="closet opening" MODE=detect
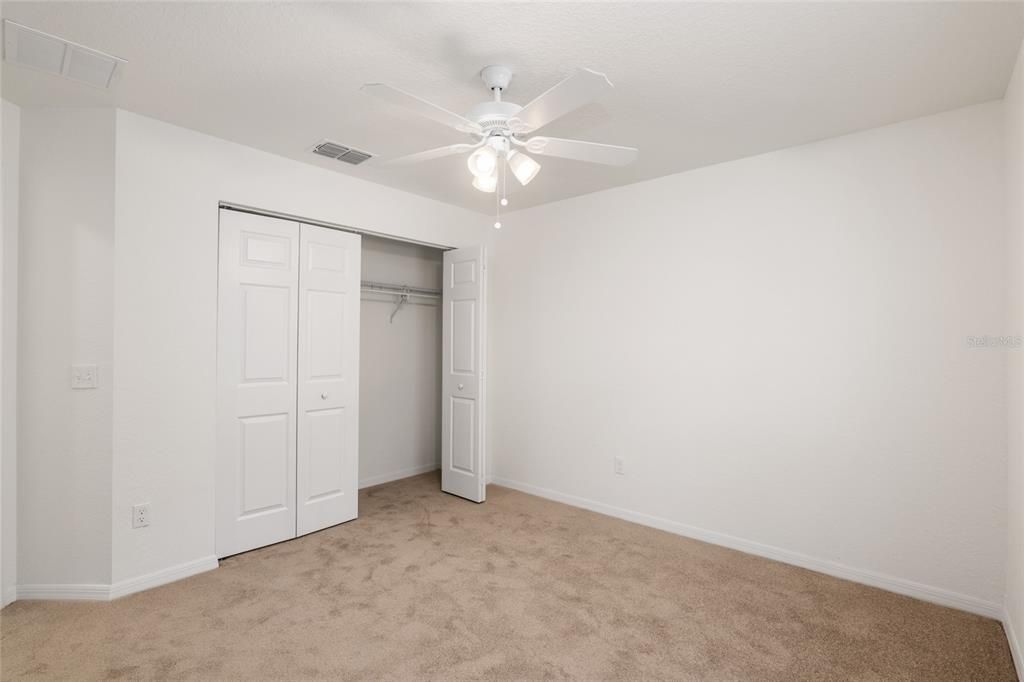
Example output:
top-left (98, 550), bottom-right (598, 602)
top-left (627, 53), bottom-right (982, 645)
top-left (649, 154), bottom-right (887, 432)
top-left (358, 236), bottom-right (444, 490)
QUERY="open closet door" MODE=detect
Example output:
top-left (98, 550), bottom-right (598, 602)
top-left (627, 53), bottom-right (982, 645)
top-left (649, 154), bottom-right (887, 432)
top-left (296, 224), bottom-right (361, 535)
top-left (441, 246), bottom-right (486, 502)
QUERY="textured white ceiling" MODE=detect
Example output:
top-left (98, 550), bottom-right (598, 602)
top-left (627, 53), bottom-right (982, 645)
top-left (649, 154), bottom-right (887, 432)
top-left (3, 2), bottom-right (1023, 214)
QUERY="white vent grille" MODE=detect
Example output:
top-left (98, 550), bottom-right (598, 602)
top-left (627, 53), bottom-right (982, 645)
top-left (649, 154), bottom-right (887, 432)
top-left (3, 20), bottom-right (125, 89)
top-left (312, 140), bottom-right (373, 165)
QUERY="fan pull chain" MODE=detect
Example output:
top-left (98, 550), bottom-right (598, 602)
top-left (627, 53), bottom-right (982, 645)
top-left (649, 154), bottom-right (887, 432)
top-left (501, 155), bottom-right (509, 208)
top-left (494, 160), bottom-right (502, 229)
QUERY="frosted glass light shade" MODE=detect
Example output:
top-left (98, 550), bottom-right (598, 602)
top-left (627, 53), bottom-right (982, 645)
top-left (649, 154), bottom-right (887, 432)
top-left (508, 151), bottom-right (541, 186)
top-left (472, 172), bottom-right (497, 193)
top-left (467, 146), bottom-right (498, 178)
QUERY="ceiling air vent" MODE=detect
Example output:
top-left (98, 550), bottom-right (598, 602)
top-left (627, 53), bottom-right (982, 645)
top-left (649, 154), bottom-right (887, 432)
top-left (3, 20), bottom-right (125, 89)
top-left (312, 140), bottom-right (373, 166)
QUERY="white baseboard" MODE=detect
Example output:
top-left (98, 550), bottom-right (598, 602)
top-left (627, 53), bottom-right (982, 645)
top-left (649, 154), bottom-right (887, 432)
top-left (1005, 607), bottom-right (1023, 680)
top-left (3, 584), bottom-right (19, 606)
top-left (15, 583), bottom-right (110, 601)
top-left (108, 555), bottom-right (218, 600)
top-left (491, 476), bottom-right (1003, 620)
top-left (14, 555), bottom-right (219, 602)
top-left (360, 463), bottom-right (438, 490)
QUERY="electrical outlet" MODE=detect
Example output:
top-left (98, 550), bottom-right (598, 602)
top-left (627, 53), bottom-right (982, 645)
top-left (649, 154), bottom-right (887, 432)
top-left (132, 503), bottom-right (151, 529)
top-left (71, 364), bottom-right (99, 389)
top-left (613, 456), bottom-right (626, 475)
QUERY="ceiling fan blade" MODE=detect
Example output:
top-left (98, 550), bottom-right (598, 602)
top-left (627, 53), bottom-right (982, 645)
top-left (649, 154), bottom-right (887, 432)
top-left (524, 136), bottom-right (638, 166)
top-left (361, 83), bottom-right (482, 134)
top-left (381, 142), bottom-right (482, 166)
top-left (507, 68), bottom-right (613, 134)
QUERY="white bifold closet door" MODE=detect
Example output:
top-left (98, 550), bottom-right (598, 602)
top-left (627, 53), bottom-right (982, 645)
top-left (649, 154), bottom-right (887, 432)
top-left (441, 246), bottom-right (487, 503)
top-left (216, 210), bottom-right (360, 558)
top-left (216, 211), bottom-right (300, 557)
top-left (296, 223), bottom-right (361, 535)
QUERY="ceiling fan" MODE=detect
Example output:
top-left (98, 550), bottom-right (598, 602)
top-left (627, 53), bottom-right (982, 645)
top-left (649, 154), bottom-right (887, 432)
top-left (361, 65), bottom-right (638, 224)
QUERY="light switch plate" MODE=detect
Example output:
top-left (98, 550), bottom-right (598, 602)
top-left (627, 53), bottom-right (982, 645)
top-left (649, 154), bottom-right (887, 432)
top-left (71, 364), bottom-right (99, 389)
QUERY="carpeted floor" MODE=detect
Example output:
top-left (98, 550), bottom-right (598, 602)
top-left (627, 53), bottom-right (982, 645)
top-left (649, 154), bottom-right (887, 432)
top-left (0, 472), bottom-right (1017, 680)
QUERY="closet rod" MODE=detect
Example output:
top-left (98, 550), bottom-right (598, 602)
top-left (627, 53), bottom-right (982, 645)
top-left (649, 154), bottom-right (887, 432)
top-left (360, 280), bottom-right (441, 298)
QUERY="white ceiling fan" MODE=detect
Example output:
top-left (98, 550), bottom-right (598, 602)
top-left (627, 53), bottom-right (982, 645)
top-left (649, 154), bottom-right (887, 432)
top-left (361, 65), bottom-right (638, 210)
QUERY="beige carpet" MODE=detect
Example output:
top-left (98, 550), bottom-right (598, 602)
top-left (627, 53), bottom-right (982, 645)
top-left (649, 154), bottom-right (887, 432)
top-left (0, 472), bottom-right (1016, 681)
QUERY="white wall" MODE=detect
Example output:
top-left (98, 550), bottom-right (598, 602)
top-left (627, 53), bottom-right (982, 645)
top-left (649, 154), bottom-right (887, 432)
top-left (1, 98), bottom-right (20, 606)
top-left (1003, 40), bottom-right (1024, 674)
top-left (359, 236), bottom-right (443, 488)
top-left (18, 108), bottom-right (115, 587)
top-left (111, 111), bottom-right (490, 586)
top-left (491, 102), bottom-right (1008, 615)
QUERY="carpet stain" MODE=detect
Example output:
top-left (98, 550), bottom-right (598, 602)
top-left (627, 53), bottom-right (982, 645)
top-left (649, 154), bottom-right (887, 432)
top-left (0, 472), bottom-right (1016, 681)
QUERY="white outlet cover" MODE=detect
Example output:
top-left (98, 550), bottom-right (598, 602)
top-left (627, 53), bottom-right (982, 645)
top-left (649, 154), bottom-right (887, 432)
top-left (71, 364), bottom-right (99, 389)
top-left (132, 503), bottom-right (150, 528)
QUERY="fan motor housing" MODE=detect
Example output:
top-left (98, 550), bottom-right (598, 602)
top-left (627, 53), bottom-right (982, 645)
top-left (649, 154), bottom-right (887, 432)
top-left (464, 101), bottom-right (522, 133)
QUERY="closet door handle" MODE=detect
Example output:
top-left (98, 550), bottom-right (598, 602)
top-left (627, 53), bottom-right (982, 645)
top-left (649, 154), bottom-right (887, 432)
top-left (321, 393), bottom-right (328, 400)
top-left (457, 383), bottom-right (464, 391)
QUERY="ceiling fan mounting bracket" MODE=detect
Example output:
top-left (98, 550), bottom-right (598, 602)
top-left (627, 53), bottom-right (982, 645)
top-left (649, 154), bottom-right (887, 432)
top-left (480, 65), bottom-right (513, 92)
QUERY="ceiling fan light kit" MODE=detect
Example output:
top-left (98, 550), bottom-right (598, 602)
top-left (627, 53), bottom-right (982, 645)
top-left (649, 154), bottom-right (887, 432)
top-left (361, 65), bottom-right (639, 228)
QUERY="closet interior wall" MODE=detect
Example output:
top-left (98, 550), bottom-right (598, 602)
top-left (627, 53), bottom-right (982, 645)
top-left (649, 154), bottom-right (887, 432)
top-left (359, 236), bottom-right (443, 488)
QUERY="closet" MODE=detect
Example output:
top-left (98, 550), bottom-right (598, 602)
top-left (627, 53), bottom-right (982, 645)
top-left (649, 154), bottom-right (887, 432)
top-left (214, 208), bottom-right (486, 559)
top-left (359, 237), bottom-right (443, 490)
